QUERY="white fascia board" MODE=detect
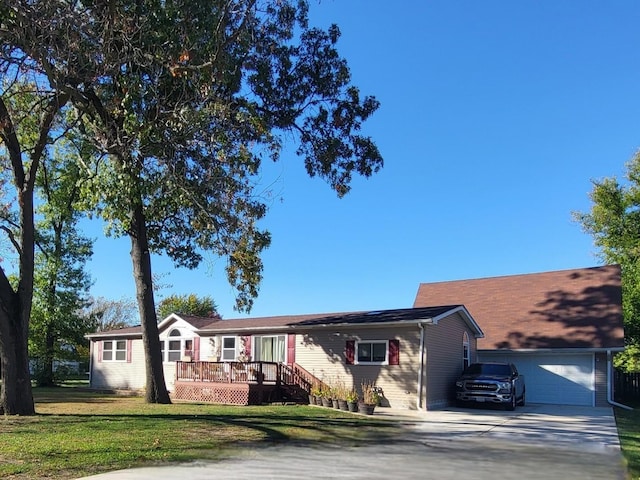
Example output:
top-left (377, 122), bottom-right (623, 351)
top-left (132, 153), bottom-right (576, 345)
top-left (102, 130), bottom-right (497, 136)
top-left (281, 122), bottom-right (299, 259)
top-left (84, 332), bottom-right (142, 339)
top-left (478, 347), bottom-right (625, 354)
top-left (157, 313), bottom-right (184, 330)
top-left (432, 305), bottom-right (484, 338)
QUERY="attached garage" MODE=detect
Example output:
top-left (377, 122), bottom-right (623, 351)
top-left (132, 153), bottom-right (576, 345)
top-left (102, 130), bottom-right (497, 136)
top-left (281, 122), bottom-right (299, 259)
top-left (414, 265), bottom-right (625, 409)
top-left (479, 352), bottom-right (594, 406)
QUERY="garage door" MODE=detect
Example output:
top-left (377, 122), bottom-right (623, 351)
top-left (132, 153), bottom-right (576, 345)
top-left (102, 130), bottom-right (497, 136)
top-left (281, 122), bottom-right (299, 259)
top-left (478, 353), bottom-right (594, 406)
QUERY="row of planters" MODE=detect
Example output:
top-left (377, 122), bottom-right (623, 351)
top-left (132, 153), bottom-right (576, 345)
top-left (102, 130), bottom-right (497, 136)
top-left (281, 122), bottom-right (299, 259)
top-left (309, 379), bottom-right (381, 415)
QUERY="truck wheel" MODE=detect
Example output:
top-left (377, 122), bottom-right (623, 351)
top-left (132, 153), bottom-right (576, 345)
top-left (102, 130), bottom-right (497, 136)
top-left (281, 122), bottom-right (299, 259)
top-left (518, 390), bottom-right (526, 406)
top-left (506, 395), bottom-right (516, 411)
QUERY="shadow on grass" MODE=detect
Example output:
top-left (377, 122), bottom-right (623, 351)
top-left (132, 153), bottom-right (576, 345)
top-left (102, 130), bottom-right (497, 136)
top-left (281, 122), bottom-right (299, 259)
top-left (35, 410), bottom-right (402, 445)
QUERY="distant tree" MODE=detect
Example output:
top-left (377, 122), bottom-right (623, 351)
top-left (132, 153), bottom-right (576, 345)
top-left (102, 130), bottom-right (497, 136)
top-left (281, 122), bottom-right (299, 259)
top-left (157, 294), bottom-right (219, 320)
top-left (29, 143), bottom-right (93, 387)
top-left (83, 297), bottom-right (138, 333)
top-left (3, 0), bottom-right (382, 404)
top-left (574, 151), bottom-right (640, 371)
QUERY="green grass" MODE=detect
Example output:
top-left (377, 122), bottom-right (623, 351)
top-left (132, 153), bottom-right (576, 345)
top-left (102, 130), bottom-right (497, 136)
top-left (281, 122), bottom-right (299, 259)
top-left (616, 406), bottom-right (640, 479)
top-left (0, 388), bottom-right (402, 480)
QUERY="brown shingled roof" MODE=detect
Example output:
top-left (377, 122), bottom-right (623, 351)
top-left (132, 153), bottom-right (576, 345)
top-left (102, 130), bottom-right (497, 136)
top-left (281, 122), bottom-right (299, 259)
top-left (87, 306), bottom-right (482, 337)
top-left (413, 265), bottom-right (624, 350)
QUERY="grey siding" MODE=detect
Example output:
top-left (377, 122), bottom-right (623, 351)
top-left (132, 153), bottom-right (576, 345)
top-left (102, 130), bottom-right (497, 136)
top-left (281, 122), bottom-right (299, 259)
top-left (423, 312), bottom-right (477, 409)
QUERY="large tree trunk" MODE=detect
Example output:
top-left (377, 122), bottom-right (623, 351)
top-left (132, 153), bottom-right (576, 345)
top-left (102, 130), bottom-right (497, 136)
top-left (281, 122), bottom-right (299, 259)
top-left (0, 186), bottom-right (36, 414)
top-left (0, 94), bottom-right (66, 415)
top-left (129, 201), bottom-right (171, 404)
top-left (0, 301), bottom-right (35, 415)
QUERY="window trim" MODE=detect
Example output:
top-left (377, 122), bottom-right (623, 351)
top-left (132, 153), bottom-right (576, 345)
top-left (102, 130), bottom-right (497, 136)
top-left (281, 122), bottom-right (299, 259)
top-left (355, 340), bottom-right (389, 365)
top-left (463, 331), bottom-right (470, 369)
top-left (254, 334), bottom-right (287, 363)
top-left (102, 339), bottom-right (127, 362)
top-left (221, 336), bottom-right (237, 361)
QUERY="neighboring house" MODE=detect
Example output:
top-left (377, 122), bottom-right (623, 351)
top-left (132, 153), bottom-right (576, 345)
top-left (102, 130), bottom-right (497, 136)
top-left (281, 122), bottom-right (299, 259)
top-left (86, 306), bottom-right (483, 410)
top-left (86, 264), bottom-right (625, 410)
top-left (413, 264), bottom-right (624, 407)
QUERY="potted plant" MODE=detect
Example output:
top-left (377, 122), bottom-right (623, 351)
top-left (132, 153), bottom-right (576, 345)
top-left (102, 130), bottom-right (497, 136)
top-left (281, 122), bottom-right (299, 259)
top-left (310, 383), bottom-right (322, 405)
top-left (332, 381), bottom-right (348, 411)
top-left (337, 389), bottom-right (349, 411)
top-left (346, 389), bottom-right (359, 412)
top-left (320, 386), bottom-right (332, 408)
top-left (331, 387), bottom-right (340, 409)
top-left (358, 380), bottom-right (379, 415)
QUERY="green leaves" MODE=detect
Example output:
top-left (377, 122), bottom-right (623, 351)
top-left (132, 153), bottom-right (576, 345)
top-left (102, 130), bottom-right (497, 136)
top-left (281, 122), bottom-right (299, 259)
top-left (3, 0), bottom-right (382, 313)
top-left (157, 293), bottom-right (219, 320)
top-left (576, 151), bottom-right (640, 369)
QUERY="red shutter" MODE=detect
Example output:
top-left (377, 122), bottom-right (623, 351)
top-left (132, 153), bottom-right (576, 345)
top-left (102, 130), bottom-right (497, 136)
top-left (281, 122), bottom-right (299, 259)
top-left (389, 339), bottom-right (400, 365)
top-left (242, 335), bottom-right (252, 358)
top-left (193, 337), bottom-right (200, 362)
top-left (97, 341), bottom-right (103, 363)
top-left (126, 339), bottom-right (132, 363)
top-left (345, 340), bottom-right (355, 365)
top-left (287, 334), bottom-right (296, 364)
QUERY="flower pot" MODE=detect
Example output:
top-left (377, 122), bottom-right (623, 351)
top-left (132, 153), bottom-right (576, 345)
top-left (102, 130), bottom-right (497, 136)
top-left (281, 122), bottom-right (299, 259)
top-left (338, 399), bottom-right (349, 411)
top-left (332, 399), bottom-right (340, 409)
top-left (321, 397), bottom-right (332, 408)
top-left (347, 401), bottom-right (358, 412)
top-left (358, 403), bottom-right (376, 415)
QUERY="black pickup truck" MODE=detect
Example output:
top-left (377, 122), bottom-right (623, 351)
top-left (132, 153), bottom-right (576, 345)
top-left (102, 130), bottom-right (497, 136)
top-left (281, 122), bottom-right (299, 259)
top-left (455, 362), bottom-right (526, 410)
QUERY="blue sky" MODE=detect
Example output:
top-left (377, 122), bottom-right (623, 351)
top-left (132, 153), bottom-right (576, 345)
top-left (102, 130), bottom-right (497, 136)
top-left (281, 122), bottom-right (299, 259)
top-left (87, 0), bottom-right (640, 319)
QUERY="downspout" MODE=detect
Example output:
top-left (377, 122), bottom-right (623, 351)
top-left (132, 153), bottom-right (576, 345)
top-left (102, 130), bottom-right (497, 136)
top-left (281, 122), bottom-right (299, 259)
top-left (607, 349), bottom-right (633, 410)
top-left (417, 323), bottom-right (426, 410)
top-left (88, 339), bottom-right (93, 387)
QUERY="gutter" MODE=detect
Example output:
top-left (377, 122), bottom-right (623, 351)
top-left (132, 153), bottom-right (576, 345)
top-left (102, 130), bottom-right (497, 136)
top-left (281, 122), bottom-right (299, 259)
top-left (607, 349), bottom-right (633, 410)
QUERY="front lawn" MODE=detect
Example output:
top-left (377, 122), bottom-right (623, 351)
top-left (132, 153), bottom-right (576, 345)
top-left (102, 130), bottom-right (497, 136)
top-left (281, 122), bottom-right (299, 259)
top-left (616, 406), bottom-right (640, 479)
top-left (0, 388), bottom-right (402, 480)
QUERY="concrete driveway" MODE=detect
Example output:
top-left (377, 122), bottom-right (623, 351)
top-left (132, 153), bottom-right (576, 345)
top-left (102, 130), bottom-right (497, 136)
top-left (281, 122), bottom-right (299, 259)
top-left (378, 403), bottom-right (622, 454)
top-left (80, 404), bottom-right (627, 480)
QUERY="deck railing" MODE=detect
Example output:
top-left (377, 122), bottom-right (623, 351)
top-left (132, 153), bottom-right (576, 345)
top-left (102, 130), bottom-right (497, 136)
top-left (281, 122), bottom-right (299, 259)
top-left (176, 361), bottom-right (279, 384)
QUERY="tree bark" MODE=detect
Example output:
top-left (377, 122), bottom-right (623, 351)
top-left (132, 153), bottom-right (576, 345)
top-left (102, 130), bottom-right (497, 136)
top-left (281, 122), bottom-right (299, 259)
top-left (0, 312), bottom-right (35, 414)
top-left (129, 201), bottom-right (171, 404)
top-left (0, 187), bottom-right (36, 414)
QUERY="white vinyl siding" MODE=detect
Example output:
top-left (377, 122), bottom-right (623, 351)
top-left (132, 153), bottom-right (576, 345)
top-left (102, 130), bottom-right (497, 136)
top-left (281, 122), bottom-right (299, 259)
top-left (294, 327), bottom-right (421, 410)
top-left (91, 338), bottom-right (145, 391)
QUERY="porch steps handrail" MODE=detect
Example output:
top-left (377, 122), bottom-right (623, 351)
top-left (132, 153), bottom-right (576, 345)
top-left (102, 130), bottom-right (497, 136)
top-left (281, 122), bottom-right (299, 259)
top-left (176, 361), bottom-right (326, 395)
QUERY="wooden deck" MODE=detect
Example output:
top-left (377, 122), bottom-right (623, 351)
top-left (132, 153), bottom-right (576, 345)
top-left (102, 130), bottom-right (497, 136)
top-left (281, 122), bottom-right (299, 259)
top-left (172, 361), bottom-right (315, 405)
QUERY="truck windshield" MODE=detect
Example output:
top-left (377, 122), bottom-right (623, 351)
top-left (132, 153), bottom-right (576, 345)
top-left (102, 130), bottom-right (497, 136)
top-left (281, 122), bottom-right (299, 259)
top-left (464, 363), bottom-right (511, 376)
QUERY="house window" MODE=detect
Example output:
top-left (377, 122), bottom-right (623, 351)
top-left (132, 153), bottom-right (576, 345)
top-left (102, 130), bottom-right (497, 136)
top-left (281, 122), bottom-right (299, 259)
top-left (345, 339), bottom-right (400, 365)
top-left (356, 340), bottom-right (388, 364)
top-left (165, 329), bottom-right (182, 362)
top-left (222, 336), bottom-right (237, 361)
top-left (463, 332), bottom-right (470, 369)
top-left (102, 340), bottom-right (126, 362)
top-left (254, 335), bottom-right (286, 363)
top-left (184, 340), bottom-right (193, 360)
